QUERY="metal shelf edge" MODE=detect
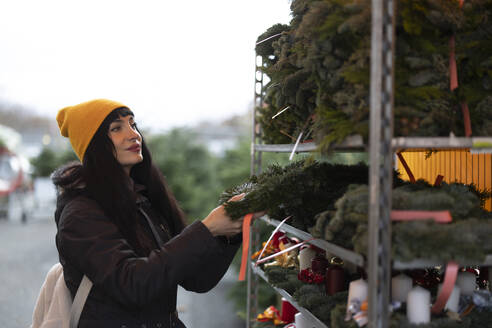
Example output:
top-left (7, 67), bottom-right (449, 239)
top-left (253, 137), bottom-right (492, 153)
top-left (392, 136), bottom-right (492, 150)
top-left (253, 135), bottom-right (365, 153)
top-left (254, 142), bottom-right (318, 153)
top-left (251, 263), bottom-right (329, 328)
top-left (259, 216), bottom-right (365, 267)
top-left (393, 254), bottom-right (492, 270)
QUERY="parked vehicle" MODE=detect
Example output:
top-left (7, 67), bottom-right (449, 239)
top-left (0, 147), bottom-right (34, 221)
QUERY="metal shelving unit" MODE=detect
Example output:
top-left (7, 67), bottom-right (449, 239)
top-left (246, 1), bottom-right (491, 327)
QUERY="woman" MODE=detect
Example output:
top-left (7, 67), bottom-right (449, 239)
top-left (52, 99), bottom-right (258, 328)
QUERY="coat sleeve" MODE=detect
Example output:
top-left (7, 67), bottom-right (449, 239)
top-left (57, 196), bottom-right (226, 309)
top-left (179, 235), bottom-right (241, 293)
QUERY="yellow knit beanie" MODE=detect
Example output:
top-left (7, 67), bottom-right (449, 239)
top-left (56, 99), bottom-right (128, 161)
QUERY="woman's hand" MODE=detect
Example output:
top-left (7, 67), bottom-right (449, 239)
top-left (202, 194), bottom-right (266, 237)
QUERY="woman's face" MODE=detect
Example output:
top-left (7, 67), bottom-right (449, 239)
top-left (108, 114), bottom-right (143, 174)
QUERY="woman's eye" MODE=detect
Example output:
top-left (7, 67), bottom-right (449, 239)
top-left (110, 126), bottom-right (120, 132)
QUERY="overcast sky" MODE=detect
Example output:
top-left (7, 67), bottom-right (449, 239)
top-left (0, 0), bottom-right (291, 132)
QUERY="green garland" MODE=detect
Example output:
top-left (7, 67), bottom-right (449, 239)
top-left (294, 286), bottom-right (349, 325)
top-left (255, 0), bottom-right (492, 152)
top-left (223, 160), bottom-right (491, 261)
top-left (311, 182), bottom-right (492, 262)
top-left (330, 303), bottom-right (359, 328)
top-left (264, 266), bottom-right (304, 295)
top-left (221, 160), bottom-right (403, 230)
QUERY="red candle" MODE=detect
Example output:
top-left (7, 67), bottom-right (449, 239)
top-left (325, 257), bottom-right (346, 295)
top-left (280, 298), bottom-right (298, 323)
top-left (311, 254), bottom-right (329, 274)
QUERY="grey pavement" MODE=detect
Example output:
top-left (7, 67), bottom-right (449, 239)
top-left (177, 269), bottom-right (244, 328)
top-left (0, 218), bottom-right (58, 328)
top-left (0, 178), bottom-right (245, 328)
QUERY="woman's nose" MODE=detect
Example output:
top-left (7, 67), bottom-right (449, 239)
top-left (126, 125), bottom-right (140, 140)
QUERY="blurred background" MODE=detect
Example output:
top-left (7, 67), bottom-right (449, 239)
top-left (0, 1), bottom-right (293, 327)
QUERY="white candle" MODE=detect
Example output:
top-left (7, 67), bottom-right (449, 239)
top-left (298, 247), bottom-right (316, 271)
top-left (407, 286), bottom-right (431, 324)
top-left (347, 279), bottom-right (368, 310)
top-left (391, 274), bottom-right (413, 303)
top-left (437, 283), bottom-right (461, 313)
top-left (456, 271), bottom-right (476, 296)
top-left (294, 312), bottom-right (309, 328)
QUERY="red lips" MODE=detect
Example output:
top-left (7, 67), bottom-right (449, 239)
top-left (126, 144), bottom-right (141, 152)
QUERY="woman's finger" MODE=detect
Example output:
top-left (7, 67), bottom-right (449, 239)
top-left (253, 211), bottom-right (266, 219)
top-left (228, 193), bottom-right (246, 202)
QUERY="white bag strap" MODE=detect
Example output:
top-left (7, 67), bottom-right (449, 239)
top-left (69, 275), bottom-right (93, 328)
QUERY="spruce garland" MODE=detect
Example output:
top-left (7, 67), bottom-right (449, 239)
top-left (455, 0), bottom-right (492, 136)
top-left (390, 218), bottom-right (492, 262)
top-left (466, 308), bottom-right (492, 328)
top-left (264, 266), bottom-right (304, 295)
top-left (330, 303), bottom-right (359, 328)
top-left (293, 285), bottom-right (349, 326)
top-left (222, 160), bottom-right (491, 260)
top-left (221, 160), bottom-right (395, 230)
top-left (311, 182), bottom-right (492, 262)
top-left (255, 0), bottom-right (492, 151)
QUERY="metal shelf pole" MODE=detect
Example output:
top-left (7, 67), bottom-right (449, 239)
top-left (368, 0), bottom-right (396, 327)
top-left (251, 55), bottom-right (264, 177)
top-left (247, 54), bottom-right (265, 328)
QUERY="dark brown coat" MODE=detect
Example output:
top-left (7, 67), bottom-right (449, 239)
top-left (55, 188), bottom-right (241, 328)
